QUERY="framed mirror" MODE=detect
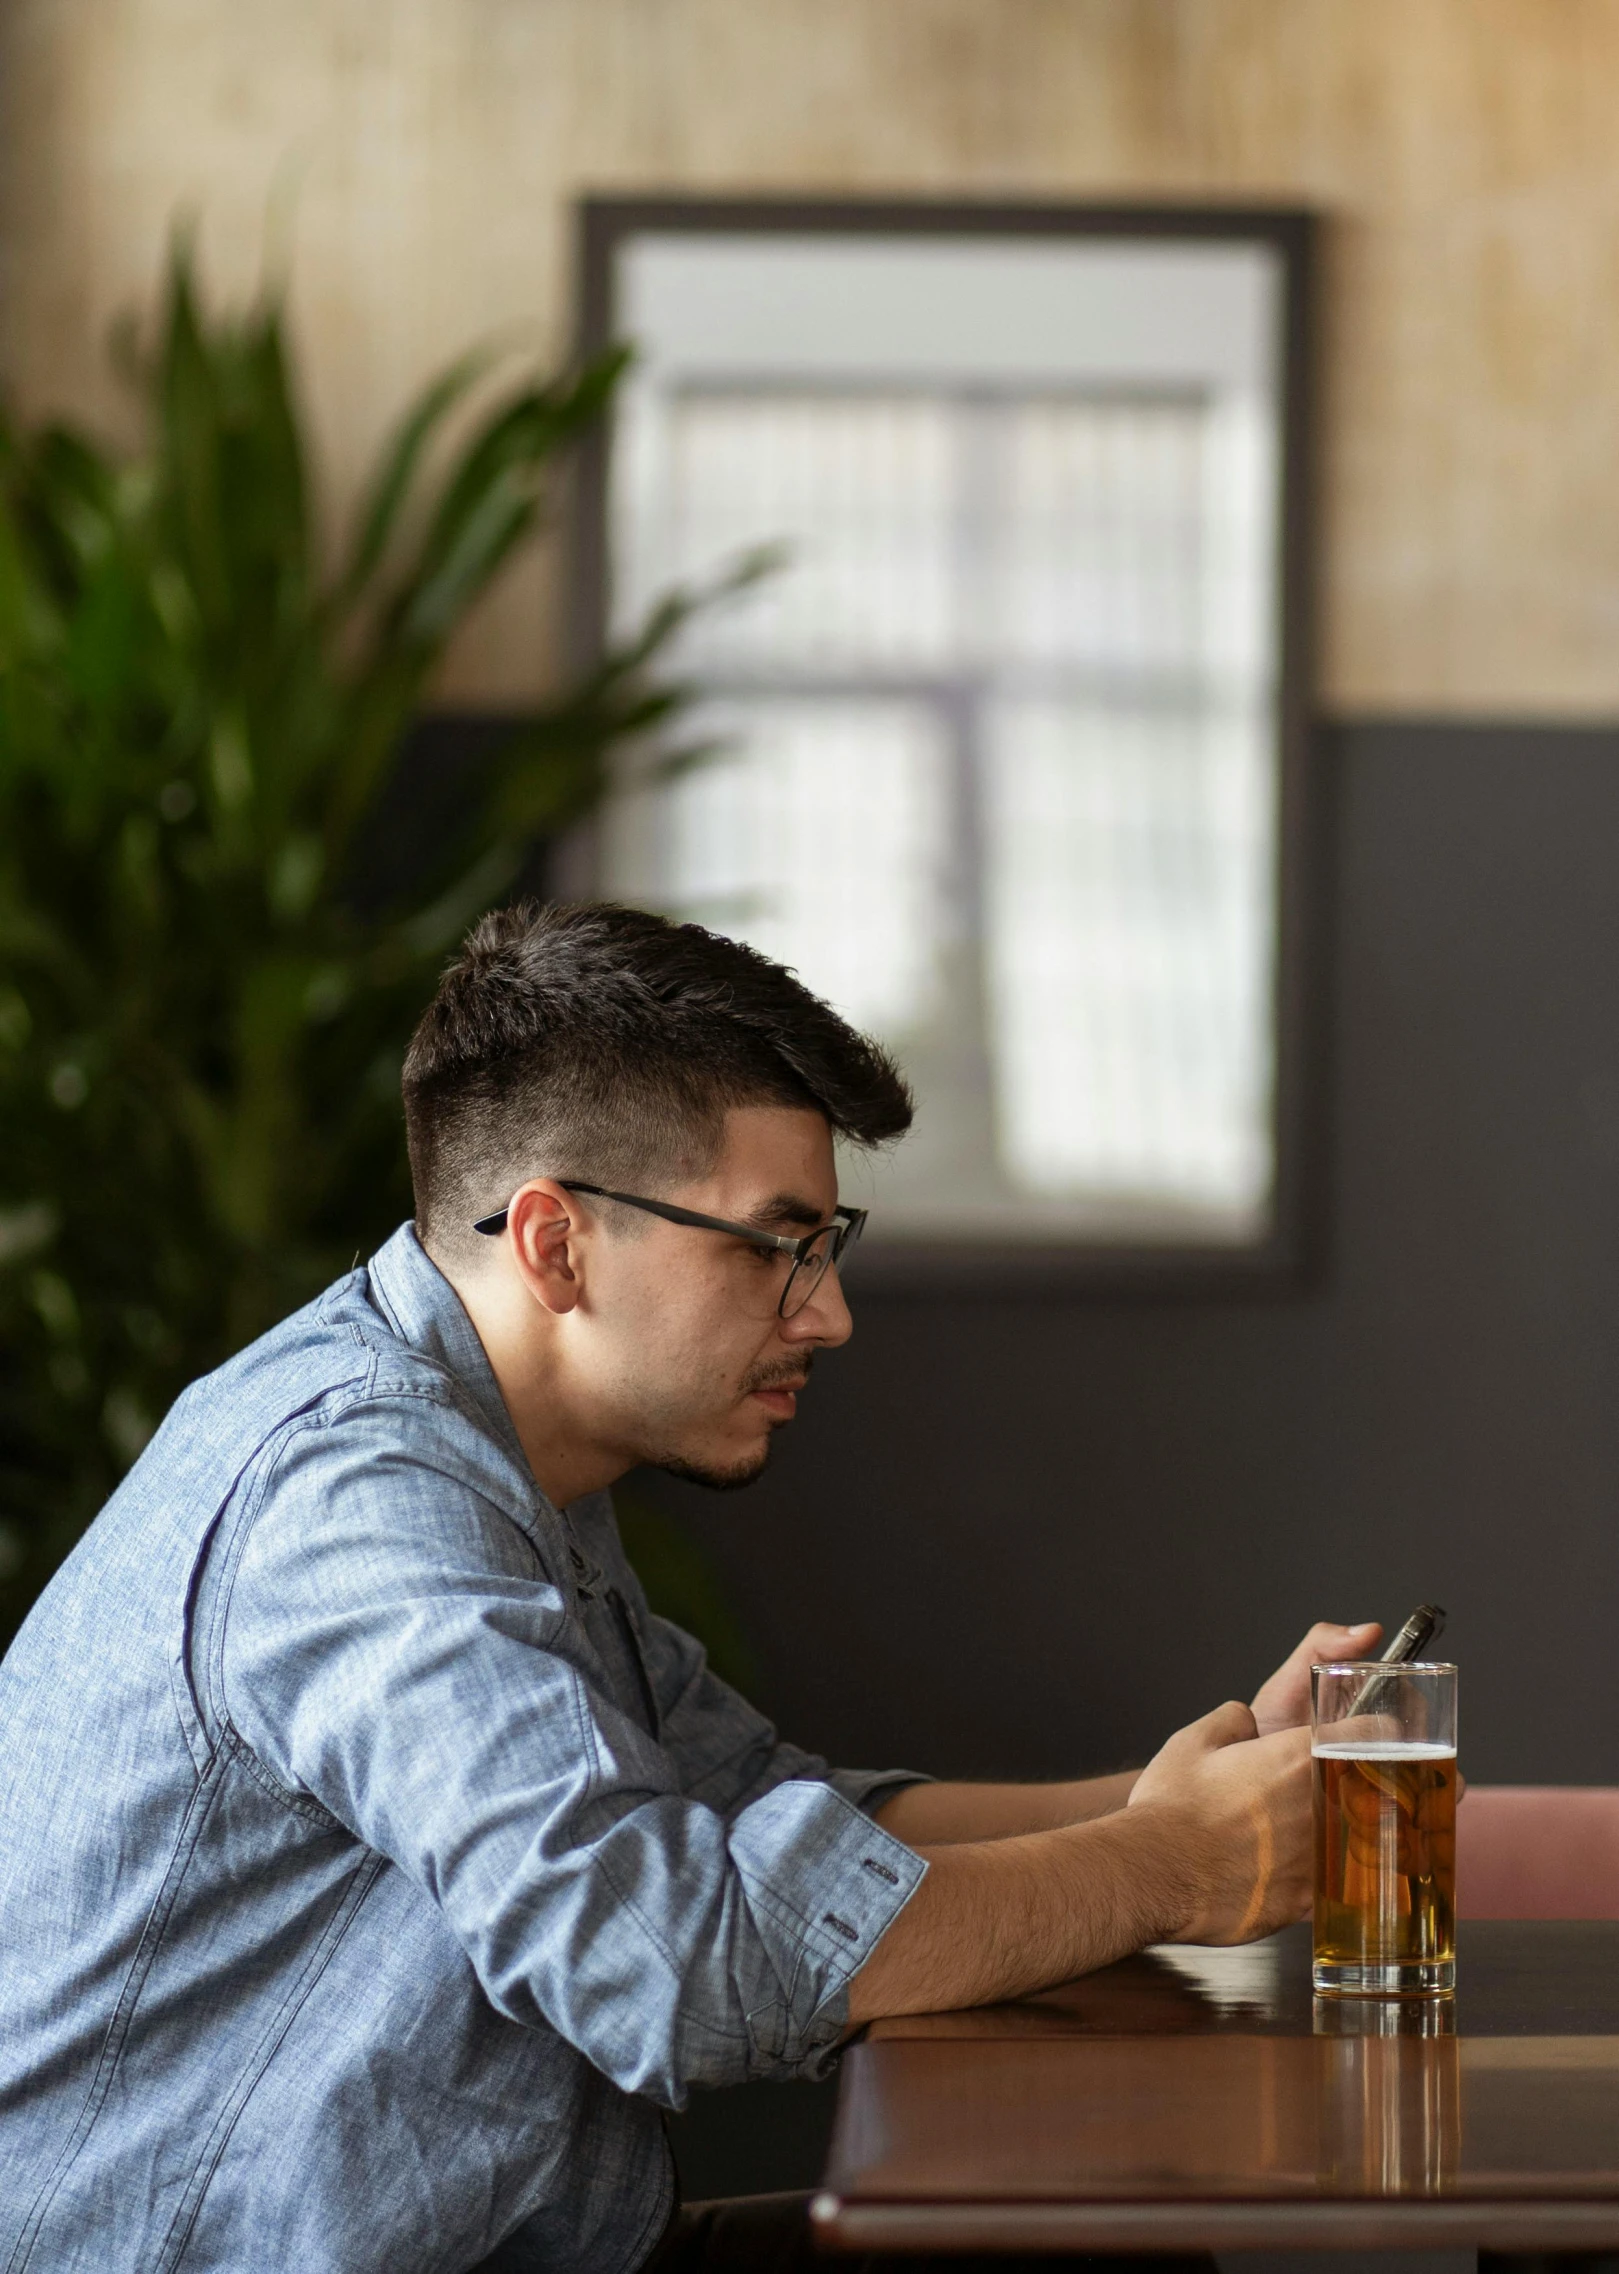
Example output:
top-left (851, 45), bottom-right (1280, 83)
top-left (574, 199), bottom-right (1316, 1290)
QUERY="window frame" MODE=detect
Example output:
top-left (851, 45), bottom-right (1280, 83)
top-left (572, 195), bottom-right (1321, 1297)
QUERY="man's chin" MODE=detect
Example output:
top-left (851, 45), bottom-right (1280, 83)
top-left (651, 1438), bottom-right (774, 1493)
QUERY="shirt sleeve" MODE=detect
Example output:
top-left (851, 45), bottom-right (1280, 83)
top-left (211, 1398), bottom-right (927, 2108)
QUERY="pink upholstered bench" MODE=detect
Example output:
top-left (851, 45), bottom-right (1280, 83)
top-left (1457, 1785), bottom-right (1619, 1918)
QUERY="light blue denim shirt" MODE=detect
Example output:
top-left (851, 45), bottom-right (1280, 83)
top-left (0, 1224), bottom-right (927, 2274)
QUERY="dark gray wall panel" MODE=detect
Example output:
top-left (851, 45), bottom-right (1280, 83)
top-left (641, 720), bottom-right (1619, 1788)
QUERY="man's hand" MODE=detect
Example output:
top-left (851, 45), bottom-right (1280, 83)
top-left (849, 1629), bottom-right (1387, 2025)
top-left (1249, 1620), bottom-right (1381, 1737)
top-left (1127, 1700), bottom-right (1316, 1943)
top-left (851, 1695), bottom-right (1327, 2023)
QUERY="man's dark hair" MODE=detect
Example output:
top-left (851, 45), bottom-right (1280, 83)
top-left (403, 902), bottom-right (913, 1264)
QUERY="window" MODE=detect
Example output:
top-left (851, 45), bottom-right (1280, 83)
top-left (578, 204), bottom-right (1314, 1282)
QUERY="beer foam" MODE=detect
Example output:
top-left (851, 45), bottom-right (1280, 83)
top-left (1311, 1740), bottom-right (1456, 1759)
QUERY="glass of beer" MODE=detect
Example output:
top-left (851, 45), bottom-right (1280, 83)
top-left (1312, 1660), bottom-right (1457, 1995)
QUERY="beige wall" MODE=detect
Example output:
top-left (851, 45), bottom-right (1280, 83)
top-left (5, 0), bottom-right (1619, 715)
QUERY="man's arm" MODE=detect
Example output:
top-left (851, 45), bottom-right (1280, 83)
top-left (850, 1700), bottom-right (1312, 2024)
top-left (874, 1772), bottom-right (1137, 1844)
top-left (871, 1620), bottom-right (1379, 1850)
top-left (220, 1408), bottom-right (928, 2104)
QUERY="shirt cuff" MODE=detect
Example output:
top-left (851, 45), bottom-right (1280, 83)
top-left (727, 1777), bottom-right (927, 2073)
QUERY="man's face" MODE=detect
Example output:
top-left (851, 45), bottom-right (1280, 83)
top-left (574, 1104), bottom-right (854, 1490)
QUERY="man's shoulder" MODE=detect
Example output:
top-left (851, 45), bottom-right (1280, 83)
top-left (129, 1236), bottom-right (525, 1544)
top-left (198, 1271), bottom-right (548, 1653)
top-left (165, 1264), bottom-right (445, 1450)
top-left (201, 1270), bottom-right (525, 1508)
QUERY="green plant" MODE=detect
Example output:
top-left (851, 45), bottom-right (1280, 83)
top-left (0, 246), bottom-right (720, 1640)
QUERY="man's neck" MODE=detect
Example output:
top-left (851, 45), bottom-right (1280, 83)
top-left (440, 1257), bottom-right (625, 1510)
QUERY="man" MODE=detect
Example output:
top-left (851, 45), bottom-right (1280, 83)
top-left (0, 903), bottom-right (1375, 2274)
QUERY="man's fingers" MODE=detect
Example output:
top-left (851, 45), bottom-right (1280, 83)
top-left (1250, 1620), bottom-right (1383, 1735)
top-left (1131, 1699), bottom-right (1258, 1802)
top-left (1189, 1699), bottom-right (1260, 1751)
top-left (1289, 1619), bottom-right (1381, 1670)
top-left (1251, 1723), bottom-right (1314, 1772)
top-left (1320, 1619), bottom-right (1381, 1659)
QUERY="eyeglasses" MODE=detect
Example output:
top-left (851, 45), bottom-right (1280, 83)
top-left (472, 1182), bottom-right (867, 1319)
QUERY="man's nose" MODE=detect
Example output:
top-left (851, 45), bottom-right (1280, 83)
top-left (783, 1260), bottom-right (853, 1348)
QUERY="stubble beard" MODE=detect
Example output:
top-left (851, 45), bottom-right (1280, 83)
top-left (653, 1442), bottom-right (775, 1493)
top-left (647, 1353), bottom-right (814, 1494)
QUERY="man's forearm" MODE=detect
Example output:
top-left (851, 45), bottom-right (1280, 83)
top-left (874, 1771), bottom-right (1138, 1846)
top-left (847, 1802), bottom-right (1200, 2023)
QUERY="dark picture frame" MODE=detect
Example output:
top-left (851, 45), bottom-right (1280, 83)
top-left (573, 196), bottom-right (1320, 1297)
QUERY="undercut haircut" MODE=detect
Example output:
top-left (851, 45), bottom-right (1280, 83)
top-left (403, 902), bottom-right (914, 1267)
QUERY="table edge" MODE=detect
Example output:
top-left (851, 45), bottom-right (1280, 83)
top-left (808, 2196), bottom-right (1619, 2254)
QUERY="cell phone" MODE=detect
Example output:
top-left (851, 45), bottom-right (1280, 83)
top-left (1379, 1602), bottom-right (1447, 1665)
top-left (1349, 1602), bottom-right (1446, 1718)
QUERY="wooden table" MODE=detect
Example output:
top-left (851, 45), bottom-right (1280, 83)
top-left (812, 1922), bottom-right (1619, 2255)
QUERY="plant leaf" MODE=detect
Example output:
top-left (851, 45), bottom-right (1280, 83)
top-left (335, 345), bottom-right (500, 609)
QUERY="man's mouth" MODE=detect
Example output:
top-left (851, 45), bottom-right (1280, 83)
top-left (744, 1370), bottom-right (808, 1421)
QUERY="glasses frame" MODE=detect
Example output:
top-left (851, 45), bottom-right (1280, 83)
top-left (472, 1182), bottom-right (867, 1318)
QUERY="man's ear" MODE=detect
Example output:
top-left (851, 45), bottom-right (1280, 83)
top-left (503, 1181), bottom-right (584, 1316)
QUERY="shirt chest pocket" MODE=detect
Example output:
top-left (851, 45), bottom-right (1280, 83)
top-left (565, 1541), bottom-right (662, 1739)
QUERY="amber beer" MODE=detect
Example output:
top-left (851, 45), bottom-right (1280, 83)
top-left (1311, 1662), bottom-right (1458, 1995)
